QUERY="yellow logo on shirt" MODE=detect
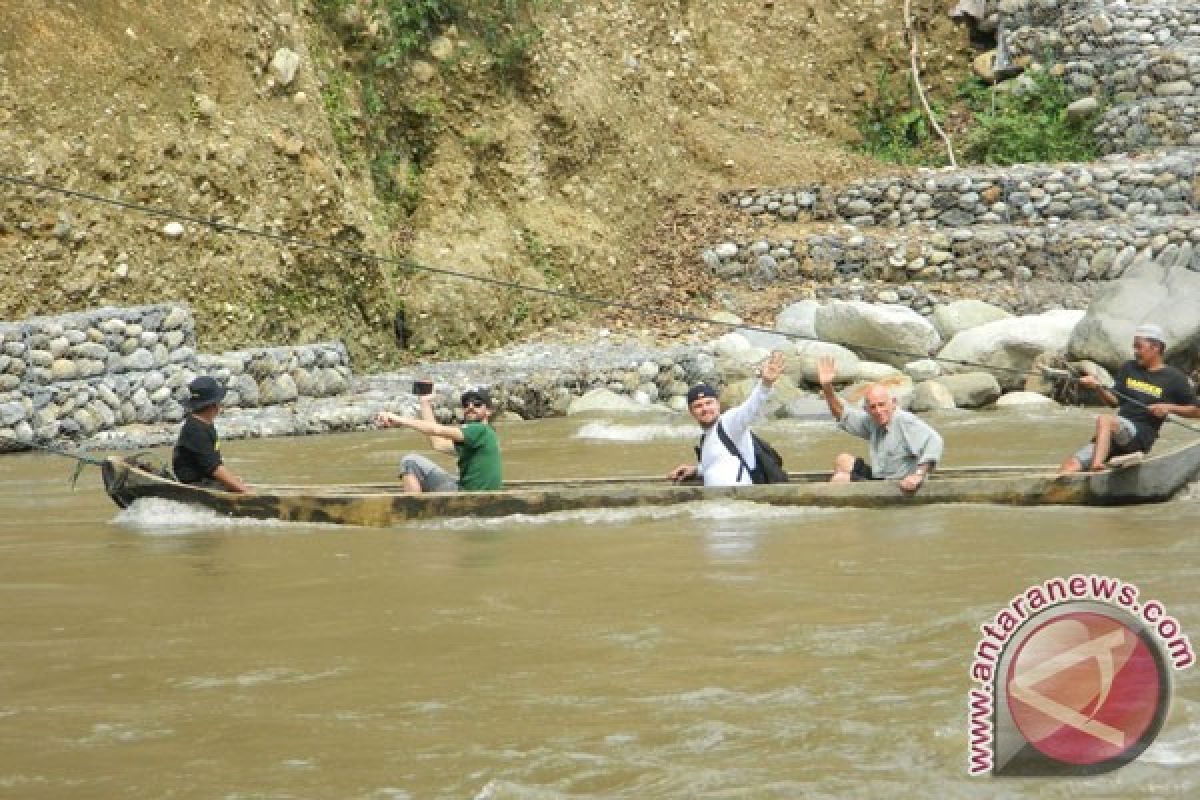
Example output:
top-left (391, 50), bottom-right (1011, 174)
top-left (1125, 377), bottom-right (1164, 398)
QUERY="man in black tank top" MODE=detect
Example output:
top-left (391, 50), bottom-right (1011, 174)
top-left (1060, 324), bottom-right (1199, 473)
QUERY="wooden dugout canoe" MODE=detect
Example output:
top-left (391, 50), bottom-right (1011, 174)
top-left (100, 439), bottom-right (1200, 527)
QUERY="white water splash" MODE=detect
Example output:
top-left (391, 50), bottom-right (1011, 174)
top-left (111, 497), bottom-right (337, 534)
top-left (414, 500), bottom-right (843, 531)
top-left (75, 722), bottom-right (174, 745)
top-left (1140, 731), bottom-right (1200, 766)
top-left (175, 666), bottom-right (349, 690)
top-left (573, 421), bottom-right (696, 442)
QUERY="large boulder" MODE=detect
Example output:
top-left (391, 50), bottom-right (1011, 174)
top-left (938, 310), bottom-right (1086, 390)
top-left (931, 299), bottom-right (1012, 341)
top-left (719, 376), bottom-right (803, 416)
top-left (843, 374), bottom-right (915, 410)
top-left (736, 327), bottom-right (792, 351)
top-left (775, 300), bottom-right (820, 339)
top-left (932, 372), bottom-right (1002, 408)
top-left (712, 332), bottom-right (770, 380)
top-left (791, 340), bottom-right (861, 385)
top-left (911, 380), bottom-right (956, 412)
top-left (711, 332), bottom-right (755, 358)
top-left (814, 300), bottom-right (941, 367)
top-left (567, 389), bottom-right (647, 416)
top-left (1067, 258), bottom-right (1200, 371)
top-left (904, 359), bottom-right (942, 382)
top-left (856, 361), bottom-right (902, 381)
top-left (995, 391), bottom-right (1057, 408)
top-left (777, 392), bottom-right (834, 419)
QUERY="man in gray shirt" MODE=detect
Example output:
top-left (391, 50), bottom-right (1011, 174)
top-left (816, 356), bottom-right (944, 492)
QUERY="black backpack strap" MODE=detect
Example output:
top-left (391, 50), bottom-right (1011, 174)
top-left (714, 419), bottom-right (753, 483)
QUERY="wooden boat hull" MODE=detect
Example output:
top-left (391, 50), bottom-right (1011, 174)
top-left (100, 440), bottom-right (1200, 527)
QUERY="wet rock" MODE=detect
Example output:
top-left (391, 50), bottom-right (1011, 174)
top-left (932, 372), bottom-right (1002, 408)
top-left (814, 300), bottom-right (941, 368)
top-left (904, 359), bottom-right (942, 382)
top-left (775, 300), bottom-right (819, 339)
top-left (931, 300), bottom-right (1012, 341)
top-left (995, 391), bottom-right (1057, 407)
top-left (940, 310), bottom-right (1086, 390)
top-left (1068, 259), bottom-right (1200, 370)
top-left (911, 380), bottom-right (956, 412)
top-left (567, 388), bottom-right (649, 415)
top-left (791, 340), bottom-right (860, 385)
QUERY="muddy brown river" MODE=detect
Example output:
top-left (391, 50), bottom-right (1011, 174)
top-left (2, 407), bottom-right (1199, 798)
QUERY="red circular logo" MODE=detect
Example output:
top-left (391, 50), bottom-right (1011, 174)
top-left (1006, 611), bottom-right (1164, 766)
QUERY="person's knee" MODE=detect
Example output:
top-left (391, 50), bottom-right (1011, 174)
top-left (1096, 415), bottom-right (1118, 432)
top-left (833, 453), bottom-right (855, 472)
top-left (399, 454), bottom-right (424, 475)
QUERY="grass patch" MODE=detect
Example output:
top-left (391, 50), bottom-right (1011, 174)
top-left (958, 71), bottom-right (1101, 165)
top-left (373, 0), bottom-right (543, 82)
top-left (310, 0), bottom-right (545, 219)
top-left (857, 65), bottom-right (1102, 167)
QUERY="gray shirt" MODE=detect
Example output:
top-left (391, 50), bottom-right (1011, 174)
top-left (838, 407), bottom-right (944, 479)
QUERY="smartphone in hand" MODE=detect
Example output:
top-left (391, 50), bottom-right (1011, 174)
top-left (413, 380), bottom-right (434, 396)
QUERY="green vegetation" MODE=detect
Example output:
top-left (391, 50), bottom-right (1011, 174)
top-left (856, 65), bottom-right (938, 166)
top-left (957, 70), bottom-right (1101, 165)
top-left (521, 230), bottom-right (563, 288)
top-left (310, 0), bottom-right (544, 218)
top-left (857, 65), bottom-right (1102, 167)
top-left (318, 65), bottom-right (356, 155)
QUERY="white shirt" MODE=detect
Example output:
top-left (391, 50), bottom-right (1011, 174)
top-left (697, 382), bottom-right (771, 487)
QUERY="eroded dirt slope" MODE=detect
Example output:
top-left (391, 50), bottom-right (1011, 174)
top-left (0, 0), bottom-right (971, 364)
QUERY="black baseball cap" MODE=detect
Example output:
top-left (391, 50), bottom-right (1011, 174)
top-left (686, 384), bottom-right (719, 406)
top-left (460, 388), bottom-right (493, 408)
top-left (187, 375), bottom-right (227, 411)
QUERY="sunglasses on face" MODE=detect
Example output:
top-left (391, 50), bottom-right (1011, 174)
top-left (463, 400), bottom-right (487, 410)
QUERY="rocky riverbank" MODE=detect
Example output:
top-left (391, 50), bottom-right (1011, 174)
top-left (8, 246), bottom-right (1189, 456)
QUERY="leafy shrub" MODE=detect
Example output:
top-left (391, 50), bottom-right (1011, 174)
top-left (857, 65), bottom-right (1102, 167)
top-left (958, 71), bottom-right (1101, 165)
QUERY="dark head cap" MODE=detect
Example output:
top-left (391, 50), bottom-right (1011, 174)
top-left (187, 375), bottom-right (227, 411)
top-left (460, 388), bottom-right (494, 409)
top-left (686, 383), bottom-right (719, 406)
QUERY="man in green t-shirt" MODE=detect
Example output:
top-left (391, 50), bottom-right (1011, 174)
top-left (376, 386), bottom-right (503, 493)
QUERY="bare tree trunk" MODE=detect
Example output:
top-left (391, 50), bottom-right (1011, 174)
top-left (904, 0), bottom-right (957, 167)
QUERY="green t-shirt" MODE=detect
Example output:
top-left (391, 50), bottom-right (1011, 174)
top-left (455, 422), bottom-right (502, 490)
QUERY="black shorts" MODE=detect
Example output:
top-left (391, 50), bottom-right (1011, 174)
top-left (850, 457), bottom-right (877, 482)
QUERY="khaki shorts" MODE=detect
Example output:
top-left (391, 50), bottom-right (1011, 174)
top-left (1073, 416), bottom-right (1139, 467)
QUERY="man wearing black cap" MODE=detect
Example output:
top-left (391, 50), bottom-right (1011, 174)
top-left (1060, 323), bottom-right (1199, 473)
top-left (172, 375), bottom-right (250, 493)
top-left (667, 351), bottom-right (785, 486)
top-left (376, 385), bottom-right (502, 493)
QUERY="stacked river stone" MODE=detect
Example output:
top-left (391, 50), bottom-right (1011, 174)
top-left (0, 304), bottom-right (355, 450)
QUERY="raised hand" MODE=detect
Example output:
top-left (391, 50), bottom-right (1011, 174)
top-left (816, 355), bottom-right (838, 387)
top-left (760, 350), bottom-right (786, 386)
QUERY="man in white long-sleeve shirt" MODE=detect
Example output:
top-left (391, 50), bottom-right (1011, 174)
top-left (667, 351), bottom-right (785, 486)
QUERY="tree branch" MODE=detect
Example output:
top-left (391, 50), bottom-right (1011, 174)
top-left (905, 0), bottom-right (957, 167)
